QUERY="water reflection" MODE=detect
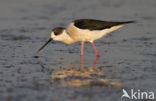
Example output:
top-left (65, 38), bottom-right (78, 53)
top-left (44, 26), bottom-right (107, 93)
top-left (81, 56), bottom-right (100, 70)
top-left (51, 56), bottom-right (122, 87)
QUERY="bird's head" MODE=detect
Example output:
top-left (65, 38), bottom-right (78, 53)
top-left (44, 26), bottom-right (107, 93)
top-left (37, 27), bottom-right (66, 53)
top-left (51, 27), bottom-right (66, 41)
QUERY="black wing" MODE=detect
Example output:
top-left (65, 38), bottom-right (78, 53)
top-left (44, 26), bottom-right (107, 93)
top-left (73, 19), bottom-right (135, 30)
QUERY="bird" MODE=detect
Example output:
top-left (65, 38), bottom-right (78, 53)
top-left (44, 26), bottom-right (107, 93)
top-left (37, 19), bottom-right (135, 57)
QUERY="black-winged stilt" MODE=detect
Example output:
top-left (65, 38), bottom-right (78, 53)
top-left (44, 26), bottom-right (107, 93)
top-left (37, 19), bottom-right (135, 57)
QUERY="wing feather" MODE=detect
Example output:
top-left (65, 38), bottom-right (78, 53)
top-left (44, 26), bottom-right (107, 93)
top-left (73, 19), bottom-right (135, 30)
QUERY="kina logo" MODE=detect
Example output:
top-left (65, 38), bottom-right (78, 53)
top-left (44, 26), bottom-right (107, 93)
top-left (121, 89), bottom-right (154, 100)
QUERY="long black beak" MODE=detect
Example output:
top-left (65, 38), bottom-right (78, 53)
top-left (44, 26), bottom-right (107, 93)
top-left (37, 38), bottom-right (52, 53)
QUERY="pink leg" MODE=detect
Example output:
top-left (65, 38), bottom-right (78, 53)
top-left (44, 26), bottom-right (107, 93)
top-left (81, 42), bottom-right (84, 56)
top-left (91, 42), bottom-right (100, 57)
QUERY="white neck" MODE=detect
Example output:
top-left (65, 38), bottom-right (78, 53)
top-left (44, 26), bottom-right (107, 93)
top-left (62, 30), bottom-right (75, 44)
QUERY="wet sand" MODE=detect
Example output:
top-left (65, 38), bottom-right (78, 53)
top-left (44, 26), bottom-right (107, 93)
top-left (0, 0), bottom-right (156, 101)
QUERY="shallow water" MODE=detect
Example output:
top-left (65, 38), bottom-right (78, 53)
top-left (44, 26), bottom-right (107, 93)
top-left (0, 0), bottom-right (156, 101)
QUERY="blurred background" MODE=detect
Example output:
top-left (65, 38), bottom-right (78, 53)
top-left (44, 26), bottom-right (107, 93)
top-left (0, 0), bottom-right (156, 101)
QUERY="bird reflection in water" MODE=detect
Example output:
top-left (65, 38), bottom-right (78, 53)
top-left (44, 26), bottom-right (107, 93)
top-left (51, 56), bottom-right (122, 87)
top-left (81, 55), bottom-right (99, 70)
